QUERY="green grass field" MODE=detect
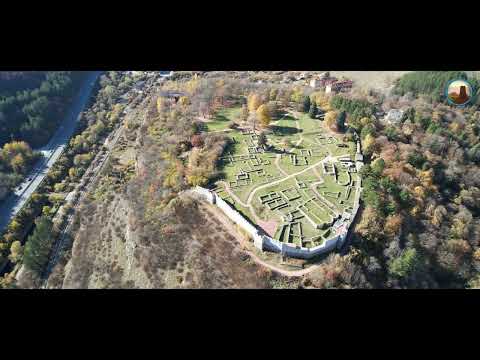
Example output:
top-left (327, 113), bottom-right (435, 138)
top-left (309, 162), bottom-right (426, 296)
top-left (205, 107), bottom-right (242, 132)
top-left (205, 106), bottom-right (359, 248)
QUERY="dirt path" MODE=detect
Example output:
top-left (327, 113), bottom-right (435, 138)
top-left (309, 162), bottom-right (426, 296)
top-left (274, 154), bottom-right (288, 176)
top-left (293, 112), bottom-right (304, 147)
top-left (313, 165), bottom-right (323, 180)
top-left (199, 201), bottom-right (320, 277)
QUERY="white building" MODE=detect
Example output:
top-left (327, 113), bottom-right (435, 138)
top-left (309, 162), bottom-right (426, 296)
top-left (383, 109), bottom-right (405, 124)
top-left (159, 71), bottom-right (174, 78)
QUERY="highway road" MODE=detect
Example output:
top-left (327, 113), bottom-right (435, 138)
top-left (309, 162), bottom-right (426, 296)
top-left (0, 71), bottom-right (102, 234)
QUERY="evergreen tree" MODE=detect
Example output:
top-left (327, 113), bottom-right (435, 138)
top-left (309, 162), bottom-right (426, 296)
top-left (336, 111), bottom-right (346, 132)
top-left (22, 216), bottom-right (54, 274)
top-left (302, 96), bottom-right (311, 113)
top-left (258, 132), bottom-right (268, 148)
top-left (389, 248), bottom-right (422, 279)
top-left (309, 102), bottom-right (318, 118)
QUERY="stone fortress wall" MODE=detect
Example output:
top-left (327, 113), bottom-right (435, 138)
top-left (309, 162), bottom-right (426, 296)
top-left (192, 183), bottom-right (361, 259)
top-left (191, 138), bottom-right (363, 259)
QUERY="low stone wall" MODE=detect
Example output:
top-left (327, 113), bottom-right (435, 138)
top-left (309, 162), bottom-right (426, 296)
top-left (262, 233), bottom-right (345, 259)
top-left (191, 186), bottom-right (358, 259)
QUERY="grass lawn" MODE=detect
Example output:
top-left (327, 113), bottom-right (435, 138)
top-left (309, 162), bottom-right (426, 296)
top-left (205, 107), bottom-right (242, 132)
top-left (208, 105), bottom-right (358, 248)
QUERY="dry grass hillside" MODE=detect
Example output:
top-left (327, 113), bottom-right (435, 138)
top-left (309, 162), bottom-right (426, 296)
top-left (46, 92), bottom-right (277, 289)
top-left (329, 71), bottom-right (411, 91)
top-left (52, 192), bottom-right (274, 288)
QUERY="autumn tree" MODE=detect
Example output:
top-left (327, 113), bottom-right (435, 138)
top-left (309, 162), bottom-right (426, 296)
top-left (191, 134), bottom-right (204, 148)
top-left (356, 205), bottom-right (383, 239)
top-left (324, 111), bottom-right (339, 130)
top-left (256, 104), bottom-right (271, 128)
top-left (247, 93), bottom-right (262, 112)
top-left (8, 241), bottom-right (23, 263)
top-left (269, 88), bottom-right (279, 101)
top-left (68, 167), bottom-right (77, 180)
top-left (385, 214), bottom-right (403, 236)
top-left (290, 87), bottom-right (304, 104)
top-left (363, 134), bottom-right (377, 156)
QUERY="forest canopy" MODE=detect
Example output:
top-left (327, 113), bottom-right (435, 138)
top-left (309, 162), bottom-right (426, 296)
top-left (0, 72), bottom-right (89, 202)
top-left (393, 71), bottom-right (480, 102)
top-left (0, 71), bottom-right (87, 148)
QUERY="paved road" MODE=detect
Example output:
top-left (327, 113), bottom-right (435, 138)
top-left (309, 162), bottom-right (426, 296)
top-left (0, 71), bottom-right (102, 234)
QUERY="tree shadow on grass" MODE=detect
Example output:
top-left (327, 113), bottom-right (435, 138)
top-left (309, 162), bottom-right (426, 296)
top-left (209, 171), bottom-right (226, 185)
top-left (214, 114), bottom-right (230, 122)
top-left (269, 125), bottom-right (302, 137)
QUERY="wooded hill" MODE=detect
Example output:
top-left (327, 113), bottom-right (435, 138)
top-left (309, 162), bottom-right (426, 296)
top-left (0, 71), bottom-right (88, 148)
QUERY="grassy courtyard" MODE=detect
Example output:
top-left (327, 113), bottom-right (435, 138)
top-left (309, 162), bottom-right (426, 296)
top-left (204, 106), bottom-right (360, 249)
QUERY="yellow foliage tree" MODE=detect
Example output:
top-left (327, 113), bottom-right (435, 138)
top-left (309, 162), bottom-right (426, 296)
top-left (10, 154), bottom-right (25, 173)
top-left (68, 167), bottom-right (77, 179)
top-left (431, 205), bottom-right (447, 227)
top-left (311, 91), bottom-right (329, 109)
top-left (269, 88), bottom-right (279, 101)
top-left (247, 93), bottom-right (262, 112)
top-left (7, 220), bottom-right (21, 235)
top-left (363, 134), bottom-right (377, 155)
top-left (185, 77), bottom-right (199, 93)
top-left (186, 174), bottom-right (209, 187)
top-left (178, 96), bottom-right (190, 106)
top-left (419, 169), bottom-right (434, 189)
top-left (163, 161), bottom-right (184, 190)
top-left (290, 87), bottom-right (305, 103)
top-left (410, 205), bottom-right (422, 217)
top-left (473, 249), bottom-right (480, 262)
top-left (8, 241), bottom-right (23, 263)
top-left (413, 185), bottom-right (426, 201)
top-left (256, 104), bottom-right (271, 128)
top-left (360, 117), bottom-right (373, 127)
top-left (324, 111), bottom-right (338, 130)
